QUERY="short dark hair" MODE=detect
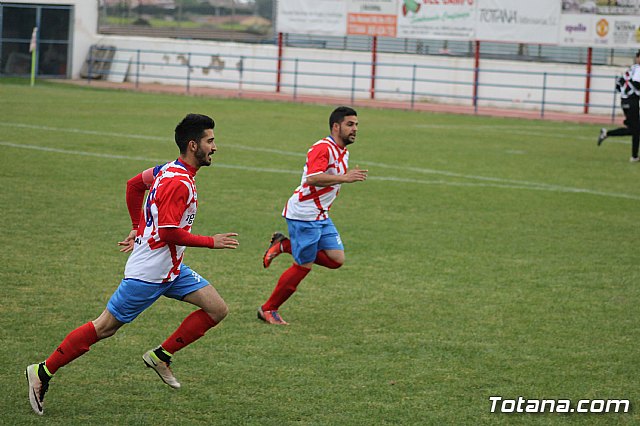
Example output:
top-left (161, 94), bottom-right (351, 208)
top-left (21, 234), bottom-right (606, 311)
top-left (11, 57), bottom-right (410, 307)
top-left (174, 113), bottom-right (215, 154)
top-left (329, 106), bottom-right (357, 130)
top-left (636, 50), bottom-right (640, 58)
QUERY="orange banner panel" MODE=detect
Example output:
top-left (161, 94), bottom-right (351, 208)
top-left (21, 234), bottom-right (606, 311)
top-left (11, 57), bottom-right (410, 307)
top-left (347, 13), bottom-right (397, 37)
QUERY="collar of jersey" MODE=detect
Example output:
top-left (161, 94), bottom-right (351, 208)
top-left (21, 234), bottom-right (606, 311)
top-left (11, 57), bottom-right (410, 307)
top-left (175, 158), bottom-right (197, 176)
top-left (326, 136), bottom-right (346, 151)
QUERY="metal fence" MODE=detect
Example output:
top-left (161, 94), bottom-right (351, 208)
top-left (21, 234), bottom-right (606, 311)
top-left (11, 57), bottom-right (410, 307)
top-left (83, 44), bottom-right (621, 121)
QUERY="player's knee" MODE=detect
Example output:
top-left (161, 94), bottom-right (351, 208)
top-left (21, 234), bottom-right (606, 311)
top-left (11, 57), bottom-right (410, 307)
top-left (209, 302), bottom-right (228, 323)
top-left (93, 322), bottom-right (120, 340)
top-left (323, 256), bottom-right (344, 269)
top-left (92, 311), bottom-right (123, 339)
top-left (219, 303), bottom-right (229, 321)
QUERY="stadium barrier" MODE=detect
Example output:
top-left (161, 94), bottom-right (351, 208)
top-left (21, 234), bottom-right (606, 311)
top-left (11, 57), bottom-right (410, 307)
top-left (84, 44), bottom-right (620, 121)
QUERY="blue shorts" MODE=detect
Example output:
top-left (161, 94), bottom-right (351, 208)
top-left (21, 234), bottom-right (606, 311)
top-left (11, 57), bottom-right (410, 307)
top-left (107, 265), bottom-right (209, 323)
top-left (286, 218), bottom-right (344, 265)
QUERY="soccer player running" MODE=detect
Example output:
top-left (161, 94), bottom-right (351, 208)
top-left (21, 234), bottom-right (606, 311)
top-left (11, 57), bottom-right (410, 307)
top-left (598, 50), bottom-right (640, 162)
top-left (258, 106), bottom-right (368, 325)
top-left (26, 113), bottom-right (239, 415)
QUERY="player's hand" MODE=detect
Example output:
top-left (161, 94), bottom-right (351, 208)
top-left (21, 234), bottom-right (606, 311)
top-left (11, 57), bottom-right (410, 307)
top-left (118, 230), bottom-right (137, 253)
top-left (213, 233), bottom-right (239, 249)
top-left (344, 166), bottom-right (368, 183)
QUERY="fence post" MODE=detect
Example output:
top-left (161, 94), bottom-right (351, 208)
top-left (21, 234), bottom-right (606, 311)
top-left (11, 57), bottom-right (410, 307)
top-left (584, 47), bottom-right (593, 114)
top-left (135, 49), bottom-right (140, 89)
top-left (293, 58), bottom-right (299, 100)
top-left (238, 55), bottom-right (244, 96)
top-left (411, 64), bottom-right (417, 110)
top-left (276, 32), bottom-right (283, 93)
top-left (351, 61), bottom-right (356, 105)
top-left (370, 35), bottom-right (378, 100)
top-left (186, 52), bottom-right (191, 94)
top-left (87, 45), bottom-right (93, 84)
top-left (473, 40), bottom-right (480, 112)
top-left (541, 72), bottom-right (547, 118)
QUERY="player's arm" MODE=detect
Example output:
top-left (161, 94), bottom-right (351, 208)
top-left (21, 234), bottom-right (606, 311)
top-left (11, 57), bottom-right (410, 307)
top-left (158, 228), bottom-right (239, 249)
top-left (125, 167), bottom-right (155, 229)
top-left (306, 167), bottom-right (368, 187)
top-left (630, 67), bottom-right (640, 91)
top-left (119, 167), bottom-right (156, 252)
top-left (303, 144), bottom-right (367, 187)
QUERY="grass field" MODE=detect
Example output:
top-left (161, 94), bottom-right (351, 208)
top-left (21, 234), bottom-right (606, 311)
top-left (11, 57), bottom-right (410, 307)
top-left (1, 78), bottom-right (639, 425)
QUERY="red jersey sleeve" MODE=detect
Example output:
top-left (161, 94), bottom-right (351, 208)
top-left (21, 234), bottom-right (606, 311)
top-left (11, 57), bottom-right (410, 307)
top-left (126, 173), bottom-right (147, 229)
top-left (126, 168), bottom-right (156, 230)
top-left (305, 144), bottom-right (330, 176)
top-left (158, 228), bottom-right (215, 248)
top-left (155, 178), bottom-right (190, 227)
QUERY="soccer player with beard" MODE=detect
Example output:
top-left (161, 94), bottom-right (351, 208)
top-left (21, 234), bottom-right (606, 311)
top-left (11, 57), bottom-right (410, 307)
top-left (258, 106), bottom-right (368, 325)
top-left (26, 114), bottom-right (239, 415)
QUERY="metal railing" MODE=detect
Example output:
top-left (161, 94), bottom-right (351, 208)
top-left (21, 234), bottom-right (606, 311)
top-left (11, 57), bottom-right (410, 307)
top-left (84, 45), bottom-right (621, 121)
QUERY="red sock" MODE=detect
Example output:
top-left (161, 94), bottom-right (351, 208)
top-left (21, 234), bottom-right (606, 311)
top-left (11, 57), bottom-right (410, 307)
top-left (262, 263), bottom-right (311, 311)
top-left (161, 309), bottom-right (217, 355)
top-left (45, 322), bottom-right (98, 375)
top-left (280, 239), bottom-right (291, 254)
top-left (314, 250), bottom-right (342, 269)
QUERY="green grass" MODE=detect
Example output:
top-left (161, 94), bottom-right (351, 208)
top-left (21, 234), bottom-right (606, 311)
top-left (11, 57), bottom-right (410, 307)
top-left (1, 77), bottom-right (639, 425)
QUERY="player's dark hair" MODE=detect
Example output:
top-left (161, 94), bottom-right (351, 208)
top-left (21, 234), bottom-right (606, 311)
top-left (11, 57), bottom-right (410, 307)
top-left (636, 50), bottom-right (640, 58)
top-left (174, 113), bottom-right (215, 154)
top-left (329, 106), bottom-right (357, 130)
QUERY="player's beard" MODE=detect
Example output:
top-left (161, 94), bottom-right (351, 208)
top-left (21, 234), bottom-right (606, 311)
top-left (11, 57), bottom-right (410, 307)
top-left (195, 145), bottom-right (213, 167)
top-left (342, 130), bottom-right (356, 146)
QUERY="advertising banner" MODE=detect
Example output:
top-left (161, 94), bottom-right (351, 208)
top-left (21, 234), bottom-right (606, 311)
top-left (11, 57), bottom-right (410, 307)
top-left (558, 13), bottom-right (594, 46)
top-left (395, 0), bottom-right (476, 41)
top-left (559, 1), bottom-right (640, 48)
top-left (275, 0), bottom-right (640, 48)
top-left (607, 16), bottom-right (640, 47)
top-left (276, 0), bottom-right (347, 36)
top-left (475, 0), bottom-right (561, 44)
top-left (347, 0), bottom-right (398, 37)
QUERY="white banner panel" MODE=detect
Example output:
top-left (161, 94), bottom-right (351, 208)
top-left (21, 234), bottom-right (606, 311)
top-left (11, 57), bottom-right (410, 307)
top-left (395, 0), bottom-right (476, 41)
top-left (475, 0), bottom-right (561, 44)
top-left (559, 1), bottom-right (640, 47)
top-left (558, 13), bottom-right (595, 47)
top-left (591, 15), bottom-right (640, 48)
top-left (276, 0), bottom-right (347, 36)
top-left (560, 14), bottom-right (640, 48)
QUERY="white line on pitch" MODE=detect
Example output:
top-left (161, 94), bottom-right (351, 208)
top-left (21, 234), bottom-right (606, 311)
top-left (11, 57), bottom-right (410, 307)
top-left (2, 141), bottom-right (640, 200)
top-left (0, 121), bottom-right (616, 188)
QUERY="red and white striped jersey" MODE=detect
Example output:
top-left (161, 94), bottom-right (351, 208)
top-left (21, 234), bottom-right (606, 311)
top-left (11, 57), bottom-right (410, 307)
top-left (124, 160), bottom-right (198, 283)
top-left (283, 136), bottom-right (349, 221)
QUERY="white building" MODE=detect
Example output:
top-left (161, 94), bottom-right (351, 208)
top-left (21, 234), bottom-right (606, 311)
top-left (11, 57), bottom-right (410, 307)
top-left (2, 0), bottom-right (98, 78)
